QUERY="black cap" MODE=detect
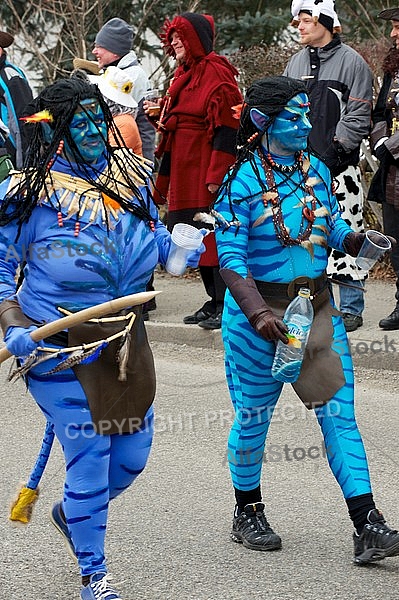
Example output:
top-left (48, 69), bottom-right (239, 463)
top-left (378, 8), bottom-right (399, 21)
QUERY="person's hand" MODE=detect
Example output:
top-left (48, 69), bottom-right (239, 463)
top-left (186, 242), bottom-right (206, 268)
top-left (249, 308), bottom-right (289, 343)
top-left (185, 229), bottom-right (208, 267)
top-left (344, 232), bottom-right (397, 257)
top-left (220, 268), bottom-right (289, 343)
top-left (343, 232), bottom-right (366, 257)
top-left (207, 183), bottom-right (219, 194)
top-left (143, 99), bottom-right (161, 117)
top-left (198, 228), bottom-right (209, 237)
top-left (4, 325), bottom-right (40, 357)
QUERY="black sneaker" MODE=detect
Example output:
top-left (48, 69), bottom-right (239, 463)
top-left (231, 502), bottom-right (282, 551)
top-left (198, 311), bottom-right (222, 330)
top-left (183, 307), bottom-right (213, 325)
top-left (342, 313), bottom-right (363, 332)
top-left (353, 509), bottom-right (399, 565)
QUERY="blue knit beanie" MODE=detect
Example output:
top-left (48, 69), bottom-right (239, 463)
top-left (95, 18), bottom-right (133, 56)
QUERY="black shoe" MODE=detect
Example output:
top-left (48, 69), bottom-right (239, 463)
top-left (353, 509), bottom-right (399, 565)
top-left (183, 308), bottom-right (213, 325)
top-left (198, 312), bottom-right (222, 330)
top-left (342, 313), bottom-right (363, 332)
top-left (142, 311), bottom-right (149, 321)
top-left (231, 502), bottom-right (282, 551)
top-left (379, 308), bottom-right (399, 330)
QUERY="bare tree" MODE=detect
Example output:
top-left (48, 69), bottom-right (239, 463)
top-left (0, 0), bottom-right (391, 92)
top-left (0, 0), bottom-right (208, 87)
top-left (339, 0), bottom-right (389, 42)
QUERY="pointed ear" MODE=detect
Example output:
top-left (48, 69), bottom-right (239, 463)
top-left (250, 108), bottom-right (270, 132)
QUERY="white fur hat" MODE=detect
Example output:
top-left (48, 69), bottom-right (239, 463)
top-left (291, 0), bottom-right (341, 32)
top-left (88, 66), bottom-right (137, 109)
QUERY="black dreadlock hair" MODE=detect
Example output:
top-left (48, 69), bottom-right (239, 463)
top-left (213, 76), bottom-right (311, 229)
top-left (236, 76), bottom-right (308, 159)
top-left (0, 77), bottom-right (154, 237)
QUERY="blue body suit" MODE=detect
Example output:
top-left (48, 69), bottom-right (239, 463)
top-left (214, 151), bottom-right (372, 499)
top-left (0, 155), bottom-right (170, 575)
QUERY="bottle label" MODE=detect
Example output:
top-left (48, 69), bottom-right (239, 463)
top-left (285, 322), bottom-right (308, 348)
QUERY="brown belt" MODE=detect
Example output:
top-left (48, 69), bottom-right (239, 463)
top-left (255, 273), bottom-right (328, 300)
top-left (253, 272), bottom-right (344, 409)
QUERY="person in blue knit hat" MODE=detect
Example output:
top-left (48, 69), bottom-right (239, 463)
top-left (93, 17), bottom-right (155, 163)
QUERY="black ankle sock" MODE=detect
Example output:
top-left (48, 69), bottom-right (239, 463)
top-left (82, 575), bottom-right (90, 587)
top-left (346, 493), bottom-right (376, 534)
top-left (234, 486), bottom-right (262, 515)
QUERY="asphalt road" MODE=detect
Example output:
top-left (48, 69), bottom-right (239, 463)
top-left (1, 341), bottom-right (399, 599)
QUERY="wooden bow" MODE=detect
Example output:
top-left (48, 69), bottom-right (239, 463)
top-left (0, 290), bottom-right (160, 365)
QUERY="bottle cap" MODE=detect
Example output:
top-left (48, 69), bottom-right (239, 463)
top-left (298, 287), bottom-right (311, 298)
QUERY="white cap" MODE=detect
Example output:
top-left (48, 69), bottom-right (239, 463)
top-left (88, 66), bottom-right (137, 109)
top-left (291, 0), bottom-right (341, 32)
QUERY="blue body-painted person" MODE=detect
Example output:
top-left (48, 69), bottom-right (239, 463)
top-left (0, 78), bottom-right (203, 600)
top-left (213, 76), bottom-right (399, 565)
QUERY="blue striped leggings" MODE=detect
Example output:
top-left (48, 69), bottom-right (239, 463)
top-left (28, 364), bottom-right (153, 577)
top-left (222, 307), bottom-right (372, 500)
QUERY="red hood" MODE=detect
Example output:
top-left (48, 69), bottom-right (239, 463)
top-left (161, 13), bottom-right (215, 63)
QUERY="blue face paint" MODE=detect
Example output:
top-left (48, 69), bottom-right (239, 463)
top-left (267, 93), bottom-right (311, 156)
top-left (66, 98), bottom-right (107, 164)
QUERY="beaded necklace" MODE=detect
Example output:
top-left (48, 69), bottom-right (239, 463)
top-left (7, 148), bottom-right (155, 236)
top-left (263, 151), bottom-right (300, 174)
top-left (258, 148), bottom-right (316, 247)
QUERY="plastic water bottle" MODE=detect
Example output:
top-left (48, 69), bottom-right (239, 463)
top-left (271, 287), bottom-right (314, 383)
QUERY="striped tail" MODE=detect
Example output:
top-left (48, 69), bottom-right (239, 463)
top-left (9, 421), bottom-right (54, 524)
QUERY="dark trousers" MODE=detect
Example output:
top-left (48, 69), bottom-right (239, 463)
top-left (382, 202), bottom-right (399, 306)
top-left (199, 266), bottom-right (226, 314)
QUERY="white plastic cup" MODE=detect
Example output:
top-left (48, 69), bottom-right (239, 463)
top-left (165, 223), bottom-right (204, 276)
top-left (355, 230), bottom-right (391, 271)
top-left (143, 89), bottom-right (161, 117)
top-left (143, 88), bottom-right (160, 102)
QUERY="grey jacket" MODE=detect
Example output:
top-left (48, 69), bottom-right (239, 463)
top-left (284, 36), bottom-right (373, 175)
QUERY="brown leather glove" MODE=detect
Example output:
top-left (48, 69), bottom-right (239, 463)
top-left (342, 232), bottom-right (366, 257)
top-left (343, 231), bottom-right (397, 257)
top-left (220, 268), bottom-right (288, 343)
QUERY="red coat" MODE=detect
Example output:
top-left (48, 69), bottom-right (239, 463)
top-left (154, 16), bottom-right (242, 265)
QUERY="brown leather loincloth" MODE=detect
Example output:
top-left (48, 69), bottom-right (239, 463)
top-left (255, 275), bottom-right (345, 409)
top-left (69, 307), bottom-right (155, 435)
